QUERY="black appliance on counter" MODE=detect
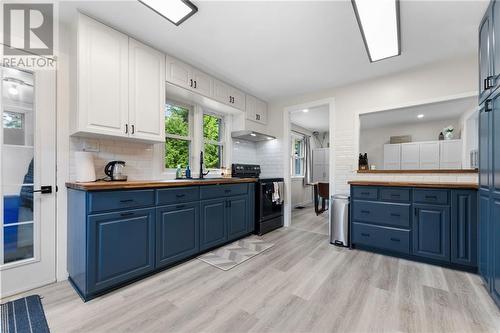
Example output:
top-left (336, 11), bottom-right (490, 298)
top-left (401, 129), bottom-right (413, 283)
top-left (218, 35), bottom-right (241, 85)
top-left (232, 164), bottom-right (284, 235)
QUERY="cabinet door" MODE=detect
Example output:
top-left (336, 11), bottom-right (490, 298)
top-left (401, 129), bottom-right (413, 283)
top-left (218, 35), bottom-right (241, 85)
top-left (451, 190), bottom-right (477, 267)
top-left (230, 88), bottom-right (246, 111)
top-left (479, 8), bottom-right (492, 104)
top-left (212, 79), bottom-right (232, 105)
top-left (166, 56), bottom-right (192, 90)
top-left (479, 191), bottom-right (491, 285)
top-left (227, 195), bottom-right (248, 241)
top-left (479, 103), bottom-right (492, 190)
top-left (401, 143), bottom-right (420, 170)
top-left (200, 198), bottom-right (227, 250)
top-left (255, 98), bottom-right (268, 124)
top-left (412, 204), bottom-right (450, 262)
top-left (245, 95), bottom-right (257, 122)
top-left (129, 38), bottom-right (165, 142)
top-left (156, 203), bottom-right (199, 268)
top-left (493, 93), bottom-right (500, 195)
top-left (440, 140), bottom-right (462, 169)
top-left (88, 208), bottom-right (155, 293)
top-left (419, 142), bottom-right (440, 170)
top-left (247, 183), bottom-right (256, 233)
top-left (77, 14), bottom-right (129, 138)
top-left (493, 2), bottom-right (500, 91)
top-left (192, 69), bottom-right (212, 97)
top-left (491, 198), bottom-right (500, 305)
top-left (384, 144), bottom-right (401, 170)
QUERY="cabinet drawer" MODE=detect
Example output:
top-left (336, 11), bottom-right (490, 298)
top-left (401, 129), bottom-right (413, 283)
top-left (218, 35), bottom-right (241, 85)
top-left (352, 222), bottom-right (410, 255)
top-left (88, 190), bottom-right (155, 214)
top-left (200, 184), bottom-right (248, 200)
top-left (413, 189), bottom-right (449, 205)
top-left (353, 201), bottom-right (410, 228)
top-left (156, 187), bottom-right (199, 206)
top-left (380, 188), bottom-right (410, 203)
top-left (352, 187), bottom-right (378, 200)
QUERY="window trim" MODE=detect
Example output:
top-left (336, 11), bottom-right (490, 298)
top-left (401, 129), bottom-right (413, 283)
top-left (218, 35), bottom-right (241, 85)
top-left (164, 100), bottom-right (193, 171)
top-left (291, 134), bottom-right (305, 177)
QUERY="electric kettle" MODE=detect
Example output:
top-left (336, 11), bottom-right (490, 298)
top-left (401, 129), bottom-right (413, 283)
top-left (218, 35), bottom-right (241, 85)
top-left (104, 161), bottom-right (128, 181)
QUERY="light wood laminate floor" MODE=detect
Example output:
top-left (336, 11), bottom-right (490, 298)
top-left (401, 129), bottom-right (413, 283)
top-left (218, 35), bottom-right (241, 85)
top-left (8, 210), bottom-right (500, 333)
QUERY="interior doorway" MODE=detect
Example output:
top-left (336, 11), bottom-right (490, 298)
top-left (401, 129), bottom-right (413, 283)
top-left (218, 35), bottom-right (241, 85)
top-left (282, 98), bottom-right (335, 236)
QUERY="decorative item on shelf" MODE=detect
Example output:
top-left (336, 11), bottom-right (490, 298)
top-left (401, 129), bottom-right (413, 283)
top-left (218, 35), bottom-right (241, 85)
top-left (175, 165), bottom-right (182, 179)
top-left (442, 125), bottom-right (454, 140)
top-left (439, 132), bottom-right (444, 141)
top-left (185, 165), bottom-right (191, 179)
top-left (370, 165), bottom-right (376, 170)
top-left (358, 153), bottom-right (369, 170)
top-left (390, 135), bottom-right (412, 144)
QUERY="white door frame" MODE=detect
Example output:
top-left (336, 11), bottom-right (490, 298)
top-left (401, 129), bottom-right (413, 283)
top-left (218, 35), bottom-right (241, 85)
top-left (0, 69), bottom-right (57, 298)
top-left (282, 98), bottom-right (336, 229)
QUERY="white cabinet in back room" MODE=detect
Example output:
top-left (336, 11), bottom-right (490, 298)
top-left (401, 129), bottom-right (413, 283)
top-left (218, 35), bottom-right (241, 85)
top-left (383, 144), bottom-right (401, 170)
top-left (401, 143), bottom-right (420, 170)
top-left (440, 139), bottom-right (463, 169)
top-left (72, 13), bottom-right (165, 143)
top-left (419, 142), bottom-right (440, 169)
top-left (74, 13), bottom-right (129, 138)
top-left (128, 38), bottom-right (165, 142)
top-left (313, 148), bottom-right (329, 182)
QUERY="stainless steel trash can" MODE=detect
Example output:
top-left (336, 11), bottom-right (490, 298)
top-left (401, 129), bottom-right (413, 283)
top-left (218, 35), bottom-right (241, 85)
top-left (330, 194), bottom-right (350, 247)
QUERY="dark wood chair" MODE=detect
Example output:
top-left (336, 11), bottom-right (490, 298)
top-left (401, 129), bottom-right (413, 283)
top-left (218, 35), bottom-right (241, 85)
top-left (314, 182), bottom-right (329, 216)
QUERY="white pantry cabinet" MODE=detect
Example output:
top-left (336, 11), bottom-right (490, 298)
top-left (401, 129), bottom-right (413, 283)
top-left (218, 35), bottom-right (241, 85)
top-left (312, 148), bottom-right (329, 182)
top-left (419, 142), bottom-right (440, 169)
top-left (401, 143), bottom-right (420, 170)
top-left (129, 38), bottom-right (165, 142)
top-left (383, 144), bottom-right (401, 170)
top-left (73, 14), bottom-right (165, 142)
top-left (440, 140), bottom-right (463, 169)
top-left (75, 13), bottom-right (129, 138)
top-left (246, 94), bottom-right (268, 124)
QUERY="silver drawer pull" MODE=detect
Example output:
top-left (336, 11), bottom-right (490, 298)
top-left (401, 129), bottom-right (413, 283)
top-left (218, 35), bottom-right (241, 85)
top-left (390, 213), bottom-right (400, 217)
top-left (361, 210), bottom-right (370, 214)
top-left (361, 233), bottom-right (370, 237)
top-left (390, 238), bottom-right (401, 242)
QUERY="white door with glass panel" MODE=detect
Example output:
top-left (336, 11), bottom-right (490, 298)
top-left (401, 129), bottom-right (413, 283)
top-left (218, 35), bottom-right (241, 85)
top-left (1, 67), bottom-right (56, 298)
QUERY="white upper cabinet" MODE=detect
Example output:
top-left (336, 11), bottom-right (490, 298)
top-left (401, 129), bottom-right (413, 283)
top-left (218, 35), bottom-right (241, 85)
top-left (440, 140), bottom-right (463, 169)
top-left (419, 142), bottom-right (440, 169)
top-left (128, 38), bottom-right (165, 142)
top-left (75, 13), bottom-right (129, 138)
top-left (212, 79), bottom-right (232, 105)
top-left (401, 143), bottom-right (420, 170)
top-left (230, 88), bottom-right (246, 111)
top-left (166, 56), bottom-right (192, 90)
top-left (192, 69), bottom-right (212, 97)
top-left (73, 14), bottom-right (165, 142)
top-left (383, 144), bottom-right (401, 170)
top-left (246, 94), bottom-right (268, 124)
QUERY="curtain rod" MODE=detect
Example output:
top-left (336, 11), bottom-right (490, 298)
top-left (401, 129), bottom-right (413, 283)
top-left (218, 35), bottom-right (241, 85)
top-left (291, 129), bottom-right (311, 137)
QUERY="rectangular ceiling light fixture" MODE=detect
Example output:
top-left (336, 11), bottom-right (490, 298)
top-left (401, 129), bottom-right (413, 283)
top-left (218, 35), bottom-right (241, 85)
top-left (139, 0), bottom-right (198, 26)
top-left (352, 0), bottom-right (400, 62)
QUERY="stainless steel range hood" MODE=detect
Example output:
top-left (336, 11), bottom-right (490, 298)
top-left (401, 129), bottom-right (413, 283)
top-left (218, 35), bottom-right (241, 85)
top-left (231, 130), bottom-right (276, 142)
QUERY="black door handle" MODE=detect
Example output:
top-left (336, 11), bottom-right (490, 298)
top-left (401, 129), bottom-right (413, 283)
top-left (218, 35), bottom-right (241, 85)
top-left (194, 80), bottom-right (197, 89)
top-left (190, 79), bottom-right (193, 87)
top-left (131, 125), bottom-right (135, 134)
top-left (31, 186), bottom-right (52, 194)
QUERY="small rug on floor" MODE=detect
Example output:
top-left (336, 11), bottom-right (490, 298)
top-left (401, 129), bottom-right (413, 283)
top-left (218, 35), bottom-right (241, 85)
top-left (1, 295), bottom-right (50, 333)
top-left (198, 236), bottom-right (274, 271)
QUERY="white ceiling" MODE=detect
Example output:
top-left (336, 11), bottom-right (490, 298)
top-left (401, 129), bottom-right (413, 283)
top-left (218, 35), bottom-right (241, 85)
top-left (59, 1), bottom-right (488, 101)
top-left (290, 105), bottom-right (329, 132)
top-left (360, 96), bottom-right (477, 129)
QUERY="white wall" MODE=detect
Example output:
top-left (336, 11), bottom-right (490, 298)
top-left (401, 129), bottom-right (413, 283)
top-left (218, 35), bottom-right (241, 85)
top-left (266, 55), bottom-right (478, 194)
top-left (359, 118), bottom-right (461, 169)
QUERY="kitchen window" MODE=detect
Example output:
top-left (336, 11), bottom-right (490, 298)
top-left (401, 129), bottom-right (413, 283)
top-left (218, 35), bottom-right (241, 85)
top-left (164, 102), bottom-right (192, 169)
top-left (291, 135), bottom-right (305, 177)
top-left (203, 112), bottom-right (224, 169)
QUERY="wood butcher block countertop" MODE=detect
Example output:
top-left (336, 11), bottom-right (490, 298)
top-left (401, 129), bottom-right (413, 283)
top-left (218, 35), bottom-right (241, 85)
top-left (66, 178), bottom-right (257, 191)
top-left (348, 180), bottom-right (479, 190)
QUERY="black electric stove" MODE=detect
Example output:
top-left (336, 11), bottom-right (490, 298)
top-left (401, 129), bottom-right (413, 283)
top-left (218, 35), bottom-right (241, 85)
top-left (232, 164), bottom-right (284, 235)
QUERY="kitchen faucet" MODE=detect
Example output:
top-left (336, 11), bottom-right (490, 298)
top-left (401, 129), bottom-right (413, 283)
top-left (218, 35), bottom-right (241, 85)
top-left (199, 151), bottom-right (210, 179)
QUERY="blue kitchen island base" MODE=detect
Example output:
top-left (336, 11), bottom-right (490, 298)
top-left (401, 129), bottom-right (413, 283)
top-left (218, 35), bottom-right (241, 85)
top-left (67, 182), bottom-right (255, 302)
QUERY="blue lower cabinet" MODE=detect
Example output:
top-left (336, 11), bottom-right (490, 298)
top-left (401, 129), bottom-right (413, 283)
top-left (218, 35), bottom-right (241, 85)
top-left (451, 190), bottom-right (477, 267)
top-left (412, 204), bottom-right (450, 262)
top-left (479, 191), bottom-right (491, 285)
top-left (491, 198), bottom-right (500, 305)
top-left (88, 208), bottom-right (155, 293)
top-left (156, 202), bottom-right (199, 268)
top-left (352, 222), bottom-right (410, 254)
top-left (227, 195), bottom-right (248, 241)
top-left (200, 198), bottom-right (227, 251)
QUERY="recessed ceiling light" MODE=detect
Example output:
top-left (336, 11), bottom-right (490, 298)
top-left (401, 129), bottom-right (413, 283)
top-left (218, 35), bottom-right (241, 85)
top-left (250, 133), bottom-right (257, 137)
top-left (138, 0), bottom-right (198, 26)
top-left (417, 114), bottom-right (424, 119)
top-left (267, 137), bottom-right (273, 140)
top-left (8, 86), bottom-right (19, 95)
top-left (352, 0), bottom-right (400, 62)
top-left (303, 109), bottom-right (309, 113)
